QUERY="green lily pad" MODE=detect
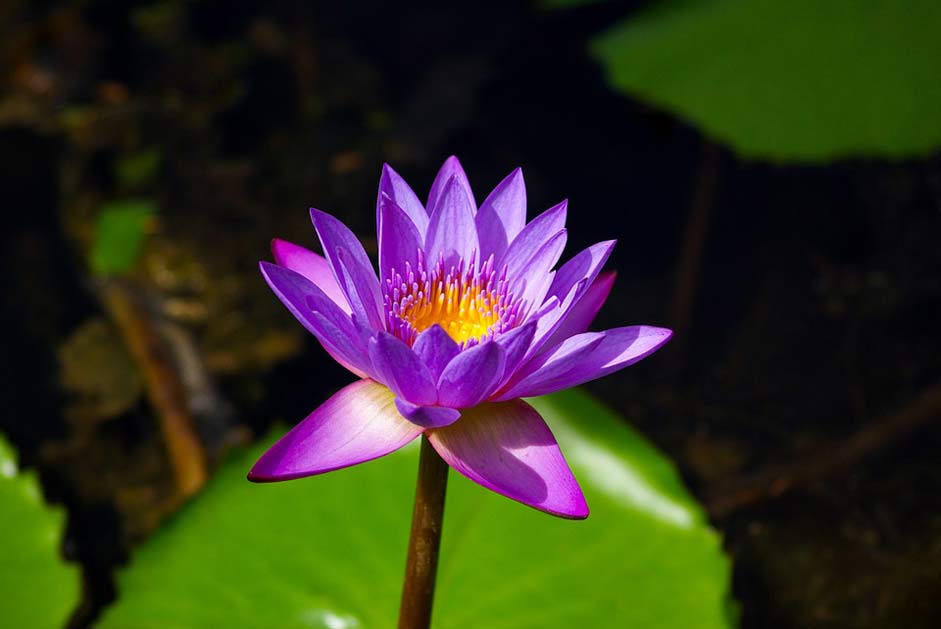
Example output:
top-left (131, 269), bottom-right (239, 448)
top-left (589, 0), bottom-right (941, 161)
top-left (0, 436), bottom-right (81, 628)
top-left (100, 388), bottom-right (733, 628)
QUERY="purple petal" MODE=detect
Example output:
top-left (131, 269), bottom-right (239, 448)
top-left (427, 155), bottom-right (476, 215)
top-left (271, 239), bottom-right (351, 314)
top-left (307, 310), bottom-right (373, 379)
top-left (425, 176), bottom-right (479, 269)
top-left (546, 240), bottom-right (616, 304)
top-left (427, 399), bottom-right (588, 519)
top-left (520, 277), bottom-right (587, 364)
top-left (497, 326), bottom-right (673, 400)
top-left (378, 163), bottom-right (427, 236)
top-left (334, 248), bottom-right (384, 330)
top-left (493, 321), bottom-right (537, 389)
top-left (476, 167), bottom-right (526, 260)
top-left (495, 333), bottom-right (604, 401)
top-left (437, 340), bottom-right (506, 408)
top-left (248, 379), bottom-right (422, 481)
top-left (310, 209), bottom-right (384, 330)
top-left (497, 199), bottom-right (567, 273)
top-left (413, 324), bottom-right (461, 380)
top-left (394, 398), bottom-right (461, 429)
top-left (544, 271), bottom-right (616, 348)
top-left (378, 194), bottom-right (423, 285)
top-left (259, 261), bottom-right (373, 378)
top-left (368, 332), bottom-right (437, 406)
top-left (529, 241), bottom-right (615, 355)
top-left (513, 229), bottom-right (568, 309)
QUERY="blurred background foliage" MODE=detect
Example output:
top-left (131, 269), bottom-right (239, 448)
top-left (0, 1), bottom-right (939, 627)
top-left (0, 436), bottom-right (80, 628)
top-left (89, 200), bottom-right (155, 275)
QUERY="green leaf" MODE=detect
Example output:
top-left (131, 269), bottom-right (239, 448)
top-left (0, 436), bottom-right (81, 628)
top-left (590, 0), bottom-right (941, 161)
top-left (100, 388), bottom-right (733, 628)
top-left (90, 200), bottom-right (156, 276)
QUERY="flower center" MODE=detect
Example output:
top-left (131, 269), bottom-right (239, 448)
top-left (383, 252), bottom-right (520, 346)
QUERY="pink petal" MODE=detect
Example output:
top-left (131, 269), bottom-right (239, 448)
top-left (248, 379), bottom-right (422, 481)
top-left (427, 399), bottom-right (588, 519)
top-left (271, 239), bottom-right (352, 314)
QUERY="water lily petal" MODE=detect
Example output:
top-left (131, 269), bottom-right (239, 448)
top-left (498, 199), bottom-right (567, 275)
top-left (378, 194), bottom-right (423, 286)
top-left (394, 398), bottom-right (461, 429)
top-left (334, 248), bottom-right (384, 331)
top-left (259, 261), bottom-right (372, 378)
top-left (526, 240), bottom-right (614, 354)
top-left (544, 271), bottom-right (616, 348)
top-left (522, 278), bottom-right (587, 364)
top-left (495, 333), bottom-right (604, 401)
top-left (476, 167), bottom-right (526, 260)
top-left (308, 311), bottom-right (373, 380)
top-left (515, 229), bottom-right (567, 309)
top-left (425, 176), bottom-right (479, 269)
top-left (413, 324), bottom-right (461, 381)
top-left (498, 326), bottom-right (673, 400)
top-left (378, 163), bottom-right (427, 236)
top-left (248, 379), bottom-right (421, 481)
top-left (437, 340), bottom-right (506, 408)
top-left (310, 209), bottom-right (384, 329)
top-left (494, 321), bottom-right (537, 383)
top-left (546, 240), bottom-right (616, 304)
top-left (427, 155), bottom-right (476, 215)
top-left (427, 400), bottom-right (588, 519)
top-left (368, 332), bottom-right (438, 406)
top-left (271, 239), bottom-right (351, 314)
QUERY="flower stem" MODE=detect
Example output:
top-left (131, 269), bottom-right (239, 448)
top-left (398, 434), bottom-right (449, 629)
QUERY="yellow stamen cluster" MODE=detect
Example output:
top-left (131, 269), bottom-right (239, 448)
top-left (384, 255), bottom-right (519, 347)
top-left (402, 278), bottom-right (502, 345)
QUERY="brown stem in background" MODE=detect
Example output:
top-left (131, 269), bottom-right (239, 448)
top-left (98, 279), bottom-right (207, 498)
top-left (707, 382), bottom-right (941, 517)
top-left (669, 140), bottom-right (721, 360)
top-left (398, 435), bottom-right (449, 629)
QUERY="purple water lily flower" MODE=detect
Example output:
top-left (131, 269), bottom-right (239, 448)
top-left (249, 157), bottom-right (671, 519)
